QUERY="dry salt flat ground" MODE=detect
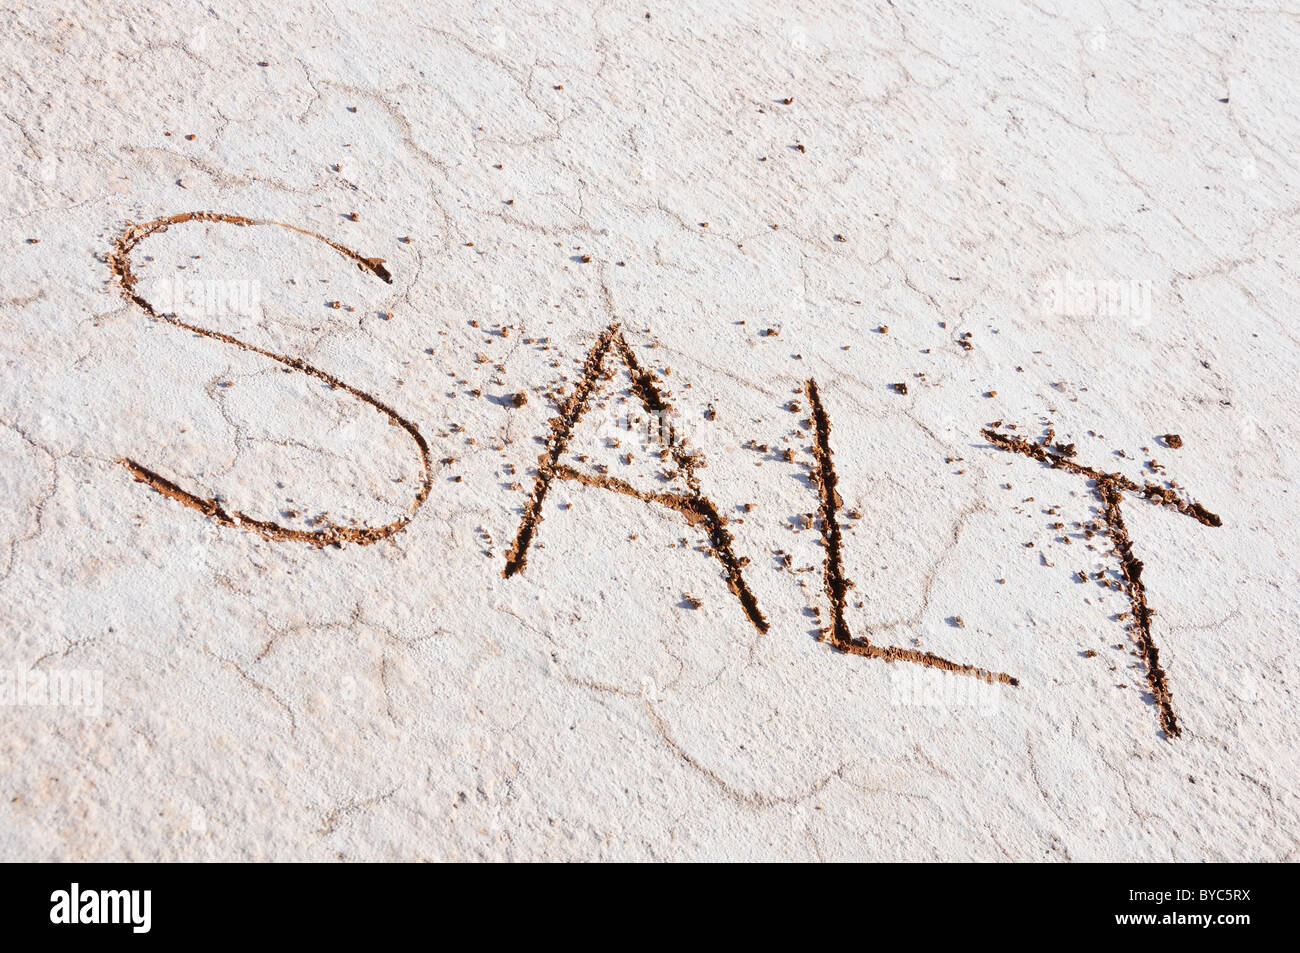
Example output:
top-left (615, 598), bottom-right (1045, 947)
top-left (0, 0), bottom-right (1297, 862)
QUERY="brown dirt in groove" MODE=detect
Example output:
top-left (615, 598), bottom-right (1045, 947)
top-left (981, 429), bottom-right (1220, 527)
top-left (551, 466), bottom-right (709, 526)
top-left (982, 426), bottom-right (1223, 738)
top-left (107, 211), bottom-right (430, 547)
top-left (1099, 480), bottom-right (1180, 736)
top-left (504, 326), bottom-right (768, 633)
top-left (502, 324), bottom-right (620, 577)
top-left (804, 379), bottom-right (1018, 686)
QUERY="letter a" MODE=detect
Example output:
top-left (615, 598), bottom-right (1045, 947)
top-left (504, 324), bottom-right (767, 632)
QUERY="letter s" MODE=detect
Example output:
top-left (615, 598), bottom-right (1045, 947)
top-left (107, 212), bottom-right (432, 546)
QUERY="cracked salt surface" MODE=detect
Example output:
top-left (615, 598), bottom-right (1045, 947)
top-left (1, 0), bottom-right (1297, 861)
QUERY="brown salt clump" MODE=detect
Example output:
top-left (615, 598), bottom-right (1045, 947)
top-left (510, 391), bottom-right (528, 408)
top-left (1164, 433), bottom-right (1183, 449)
